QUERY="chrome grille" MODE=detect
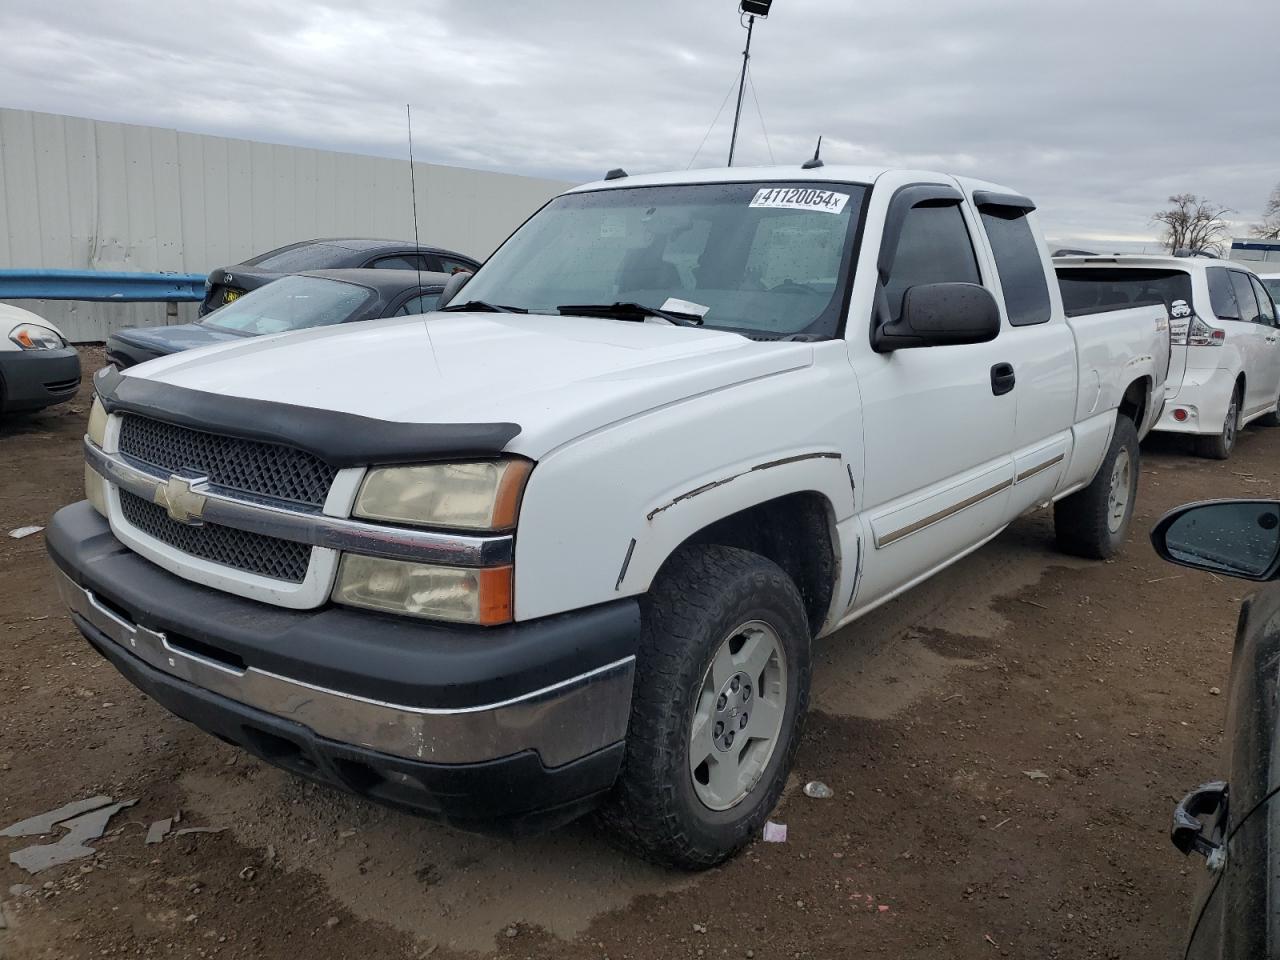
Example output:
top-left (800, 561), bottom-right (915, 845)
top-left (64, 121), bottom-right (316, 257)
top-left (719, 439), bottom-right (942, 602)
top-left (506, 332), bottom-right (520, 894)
top-left (118, 415), bottom-right (337, 508)
top-left (119, 490), bottom-right (310, 583)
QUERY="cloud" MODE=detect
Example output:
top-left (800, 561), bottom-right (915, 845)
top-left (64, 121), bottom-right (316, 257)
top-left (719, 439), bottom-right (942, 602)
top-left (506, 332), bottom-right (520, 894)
top-left (2, 0), bottom-right (1276, 246)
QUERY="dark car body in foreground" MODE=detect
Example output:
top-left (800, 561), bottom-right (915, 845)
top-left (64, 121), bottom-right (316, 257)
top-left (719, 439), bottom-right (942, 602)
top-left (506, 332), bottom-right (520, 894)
top-left (200, 238), bottom-right (480, 315)
top-left (1151, 499), bottom-right (1280, 959)
top-left (107, 269), bottom-right (451, 369)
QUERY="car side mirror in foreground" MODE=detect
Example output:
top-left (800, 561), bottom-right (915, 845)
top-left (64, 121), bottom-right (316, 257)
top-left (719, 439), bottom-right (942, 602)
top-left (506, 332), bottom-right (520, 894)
top-left (872, 282), bottom-right (1001, 352)
top-left (1151, 499), bottom-right (1280, 581)
top-left (438, 270), bottom-right (474, 308)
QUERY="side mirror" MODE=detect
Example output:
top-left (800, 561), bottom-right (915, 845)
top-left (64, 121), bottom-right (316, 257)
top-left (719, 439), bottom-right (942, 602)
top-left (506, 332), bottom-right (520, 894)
top-left (872, 282), bottom-right (1001, 352)
top-left (1151, 499), bottom-right (1280, 581)
top-left (438, 270), bottom-right (474, 308)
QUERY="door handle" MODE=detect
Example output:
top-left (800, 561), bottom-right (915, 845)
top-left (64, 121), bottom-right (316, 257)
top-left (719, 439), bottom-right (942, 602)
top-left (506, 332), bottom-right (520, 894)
top-left (990, 362), bottom-right (1016, 396)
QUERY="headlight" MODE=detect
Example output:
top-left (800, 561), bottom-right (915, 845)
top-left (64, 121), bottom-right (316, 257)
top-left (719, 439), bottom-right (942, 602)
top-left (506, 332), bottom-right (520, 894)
top-left (84, 397), bottom-right (109, 516)
top-left (354, 459), bottom-right (532, 531)
top-left (333, 555), bottom-right (513, 625)
top-left (87, 397), bottom-right (108, 446)
top-left (9, 322), bottom-right (65, 350)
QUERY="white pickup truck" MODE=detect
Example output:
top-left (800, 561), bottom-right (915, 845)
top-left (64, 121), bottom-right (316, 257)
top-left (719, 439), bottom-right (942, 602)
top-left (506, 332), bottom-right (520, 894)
top-left (48, 165), bottom-right (1170, 869)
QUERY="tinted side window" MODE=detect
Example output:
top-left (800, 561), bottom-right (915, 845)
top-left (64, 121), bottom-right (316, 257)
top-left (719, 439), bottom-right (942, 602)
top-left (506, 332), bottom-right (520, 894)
top-left (438, 257), bottom-right (477, 275)
top-left (393, 292), bottom-right (442, 316)
top-left (1207, 267), bottom-right (1240, 320)
top-left (1249, 276), bottom-right (1276, 324)
top-left (1230, 271), bottom-right (1261, 323)
top-left (371, 254), bottom-right (427, 271)
top-left (885, 203), bottom-right (981, 323)
top-left (980, 207), bottom-right (1051, 326)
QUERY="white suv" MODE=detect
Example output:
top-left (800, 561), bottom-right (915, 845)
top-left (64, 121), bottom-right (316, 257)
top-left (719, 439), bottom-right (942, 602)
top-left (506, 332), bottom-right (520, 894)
top-left (1057, 255), bottom-right (1280, 458)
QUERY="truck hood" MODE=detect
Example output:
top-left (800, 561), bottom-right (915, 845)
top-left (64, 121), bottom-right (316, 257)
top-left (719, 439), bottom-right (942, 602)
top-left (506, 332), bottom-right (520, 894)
top-left (122, 312), bottom-right (813, 457)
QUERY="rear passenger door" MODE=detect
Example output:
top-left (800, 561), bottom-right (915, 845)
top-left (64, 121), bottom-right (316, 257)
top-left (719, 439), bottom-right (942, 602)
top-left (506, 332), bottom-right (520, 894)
top-left (1248, 274), bottom-right (1280, 410)
top-left (1207, 267), bottom-right (1269, 417)
top-left (848, 177), bottom-right (1017, 609)
top-left (1227, 269), bottom-right (1271, 417)
top-left (972, 194), bottom-right (1077, 520)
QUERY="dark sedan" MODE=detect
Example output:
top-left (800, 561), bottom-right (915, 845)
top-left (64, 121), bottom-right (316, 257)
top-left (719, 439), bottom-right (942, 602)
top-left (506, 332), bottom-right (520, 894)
top-left (199, 238), bottom-right (480, 315)
top-left (1150, 499), bottom-right (1280, 959)
top-left (107, 269), bottom-right (450, 369)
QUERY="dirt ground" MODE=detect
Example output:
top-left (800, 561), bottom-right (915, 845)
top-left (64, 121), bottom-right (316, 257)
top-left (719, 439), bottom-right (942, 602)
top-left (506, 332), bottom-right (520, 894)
top-left (1, 346), bottom-right (1272, 959)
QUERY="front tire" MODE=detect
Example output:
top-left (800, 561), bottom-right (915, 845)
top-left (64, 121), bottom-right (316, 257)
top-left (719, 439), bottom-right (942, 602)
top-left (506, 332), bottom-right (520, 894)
top-left (1054, 415), bottom-right (1139, 559)
top-left (598, 545), bottom-right (811, 870)
top-left (1195, 386), bottom-right (1241, 459)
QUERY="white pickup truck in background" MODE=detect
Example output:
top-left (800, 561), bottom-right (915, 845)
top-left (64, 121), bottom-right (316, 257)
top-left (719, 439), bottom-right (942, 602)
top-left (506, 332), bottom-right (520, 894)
top-left (49, 164), bottom-right (1170, 869)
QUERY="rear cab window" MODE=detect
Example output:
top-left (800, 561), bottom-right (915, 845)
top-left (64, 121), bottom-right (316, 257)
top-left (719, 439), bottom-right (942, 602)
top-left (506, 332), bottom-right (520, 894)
top-left (978, 205), bottom-right (1051, 326)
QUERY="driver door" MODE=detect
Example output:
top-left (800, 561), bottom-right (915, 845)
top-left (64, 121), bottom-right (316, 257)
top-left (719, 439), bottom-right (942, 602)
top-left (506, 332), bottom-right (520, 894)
top-left (848, 175), bottom-right (1016, 610)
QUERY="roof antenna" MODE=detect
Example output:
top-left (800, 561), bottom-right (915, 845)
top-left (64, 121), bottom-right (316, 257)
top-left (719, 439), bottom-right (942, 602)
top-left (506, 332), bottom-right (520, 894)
top-left (801, 135), bottom-right (824, 170)
top-left (406, 103), bottom-right (424, 295)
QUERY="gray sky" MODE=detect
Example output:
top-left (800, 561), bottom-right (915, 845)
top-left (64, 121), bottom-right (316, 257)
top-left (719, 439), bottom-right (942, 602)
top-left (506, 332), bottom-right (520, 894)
top-left (2, 0), bottom-right (1277, 248)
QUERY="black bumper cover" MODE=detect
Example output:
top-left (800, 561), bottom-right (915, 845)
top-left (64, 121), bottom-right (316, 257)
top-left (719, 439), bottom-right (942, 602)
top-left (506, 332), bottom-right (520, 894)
top-left (0, 347), bottom-right (81, 412)
top-left (48, 502), bottom-right (639, 832)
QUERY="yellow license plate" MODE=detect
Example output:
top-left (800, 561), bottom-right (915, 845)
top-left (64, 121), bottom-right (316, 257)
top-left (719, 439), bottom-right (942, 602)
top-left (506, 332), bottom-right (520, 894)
top-left (223, 289), bottom-right (241, 304)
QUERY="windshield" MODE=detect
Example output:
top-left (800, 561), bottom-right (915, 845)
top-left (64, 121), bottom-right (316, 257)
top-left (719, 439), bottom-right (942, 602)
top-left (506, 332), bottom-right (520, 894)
top-left (246, 242), bottom-right (350, 272)
top-left (458, 181), bottom-right (868, 338)
top-left (201, 275), bottom-right (373, 335)
top-left (1056, 267), bottom-right (1192, 318)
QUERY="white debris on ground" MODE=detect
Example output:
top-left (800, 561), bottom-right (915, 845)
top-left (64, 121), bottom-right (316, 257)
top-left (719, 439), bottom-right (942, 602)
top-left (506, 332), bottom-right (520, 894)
top-left (144, 818), bottom-right (172, 845)
top-left (7, 526), bottom-right (44, 539)
top-left (803, 780), bottom-right (834, 799)
top-left (762, 820), bottom-right (788, 843)
top-left (1, 796), bottom-right (114, 837)
top-left (6, 799), bottom-right (137, 874)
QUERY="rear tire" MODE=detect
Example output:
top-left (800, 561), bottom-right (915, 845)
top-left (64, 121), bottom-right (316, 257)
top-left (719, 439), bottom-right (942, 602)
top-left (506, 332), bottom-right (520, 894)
top-left (1054, 415), bottom-right (1139, 560)
top-left (597, 544), bottom-right (811, 870)
top-left (1195, 387), bottom-right (1241, 459)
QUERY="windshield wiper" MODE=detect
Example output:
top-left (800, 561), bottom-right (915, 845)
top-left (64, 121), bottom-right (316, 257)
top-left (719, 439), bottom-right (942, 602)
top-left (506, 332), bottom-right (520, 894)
top-left (441, 300), bottom-right (527, 314)
top-left (557, 301), bottom-right (704, 327)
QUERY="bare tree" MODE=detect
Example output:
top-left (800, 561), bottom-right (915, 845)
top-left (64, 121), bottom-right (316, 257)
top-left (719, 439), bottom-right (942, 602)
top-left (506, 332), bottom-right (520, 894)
top-left (1151, 194), bottom-right (1234, 255)
top-left (1250, 182), bottom-right (1280, 241)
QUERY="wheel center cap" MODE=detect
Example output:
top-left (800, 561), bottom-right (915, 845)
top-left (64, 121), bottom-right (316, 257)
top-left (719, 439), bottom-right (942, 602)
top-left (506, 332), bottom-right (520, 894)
top-left (712, 671), bottom-right (753, 753)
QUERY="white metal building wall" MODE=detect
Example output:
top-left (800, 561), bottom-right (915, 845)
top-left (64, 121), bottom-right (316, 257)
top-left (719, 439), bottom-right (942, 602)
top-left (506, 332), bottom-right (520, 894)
top-left (0, 108), bottom-right (571, 341)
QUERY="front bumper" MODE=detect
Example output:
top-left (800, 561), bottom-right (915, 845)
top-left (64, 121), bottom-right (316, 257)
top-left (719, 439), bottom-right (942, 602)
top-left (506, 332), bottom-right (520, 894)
top-left (48, 501), bottom-right (639, 830)
top-left (1156, 366), bottom-right (1237, 436)
top-left (0, 346), bottom-right (81, 412)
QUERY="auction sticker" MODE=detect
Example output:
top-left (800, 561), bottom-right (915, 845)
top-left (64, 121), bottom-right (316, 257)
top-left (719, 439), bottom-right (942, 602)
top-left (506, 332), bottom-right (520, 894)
top-left (749, 187), bottom-right (849, 215)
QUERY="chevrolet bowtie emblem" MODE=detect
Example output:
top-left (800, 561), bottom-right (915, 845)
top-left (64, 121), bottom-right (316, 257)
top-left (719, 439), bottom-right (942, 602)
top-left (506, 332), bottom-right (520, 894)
top-left (153, 474), bottom-right (208, 525)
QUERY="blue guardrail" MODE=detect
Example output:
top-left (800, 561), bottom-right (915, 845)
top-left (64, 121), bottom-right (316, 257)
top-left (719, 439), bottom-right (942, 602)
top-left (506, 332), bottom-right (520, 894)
top-left (0, 269), bottom-right (208, 303)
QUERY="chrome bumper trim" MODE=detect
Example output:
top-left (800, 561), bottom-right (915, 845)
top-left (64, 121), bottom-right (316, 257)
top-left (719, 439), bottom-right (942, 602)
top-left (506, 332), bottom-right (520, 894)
top-left (85, 438), bottom-right (513, 567)
top-left (55, 567), bottom-right (634, 767)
